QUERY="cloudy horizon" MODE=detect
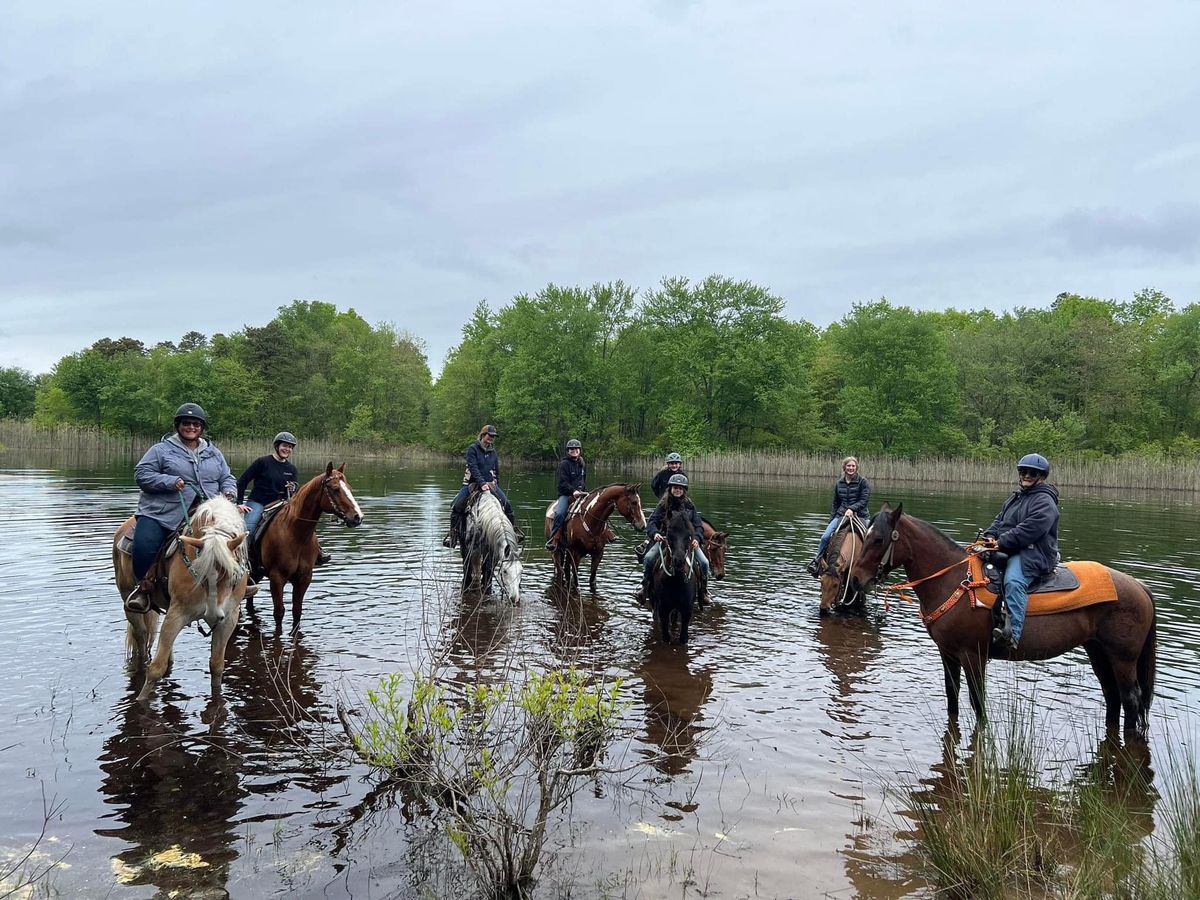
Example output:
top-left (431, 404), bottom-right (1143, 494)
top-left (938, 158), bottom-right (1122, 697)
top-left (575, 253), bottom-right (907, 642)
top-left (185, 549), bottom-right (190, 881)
top-left (3, 1), bottom-right (1198, 376)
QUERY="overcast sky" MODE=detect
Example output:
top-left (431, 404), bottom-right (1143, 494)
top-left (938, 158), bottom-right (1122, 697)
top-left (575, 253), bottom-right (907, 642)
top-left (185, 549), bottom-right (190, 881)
top-left (2, 2), bottom-right (1199, 376)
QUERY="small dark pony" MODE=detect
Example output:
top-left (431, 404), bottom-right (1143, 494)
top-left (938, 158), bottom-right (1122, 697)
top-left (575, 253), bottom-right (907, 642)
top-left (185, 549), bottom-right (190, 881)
top-left (649, 504), bottom-right (698, 645)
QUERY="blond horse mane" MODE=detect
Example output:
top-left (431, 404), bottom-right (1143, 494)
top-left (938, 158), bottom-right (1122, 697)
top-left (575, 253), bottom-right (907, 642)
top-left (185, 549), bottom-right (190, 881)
top-left (183, 496), bottom-right (247, 589)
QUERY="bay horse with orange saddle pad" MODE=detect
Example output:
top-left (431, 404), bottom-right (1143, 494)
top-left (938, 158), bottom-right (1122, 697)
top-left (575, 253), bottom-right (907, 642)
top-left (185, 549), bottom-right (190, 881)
top-left (248, 463), bottom-right (363, 635)
top-left (544, 483), bottom-right (646, 593)
top-left (848, 504), bottom-right (1156, 736)
top-left (113, 496), bottom-right (250, 702)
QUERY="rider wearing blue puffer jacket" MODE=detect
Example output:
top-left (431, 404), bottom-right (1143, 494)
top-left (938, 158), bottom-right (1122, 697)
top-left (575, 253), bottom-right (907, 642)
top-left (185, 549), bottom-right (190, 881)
top-left (983, 453), bottom-right (1061, 650)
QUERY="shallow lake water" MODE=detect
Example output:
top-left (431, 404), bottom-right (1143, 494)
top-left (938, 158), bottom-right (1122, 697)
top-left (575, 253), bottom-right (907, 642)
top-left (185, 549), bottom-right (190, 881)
top-left (1, 453), bottom-right (1198, 898)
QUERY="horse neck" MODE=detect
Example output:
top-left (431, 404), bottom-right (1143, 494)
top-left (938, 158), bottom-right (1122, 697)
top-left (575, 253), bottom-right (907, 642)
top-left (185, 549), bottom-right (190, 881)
top-left (281, 477), bottom-right (324, 532)
top-left (898, 518), bottom-right (969, 610)
top-left (580, 487), bottom-right (619, 526)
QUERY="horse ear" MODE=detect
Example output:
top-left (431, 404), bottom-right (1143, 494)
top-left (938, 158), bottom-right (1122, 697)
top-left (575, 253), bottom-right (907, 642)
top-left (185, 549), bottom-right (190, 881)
top-left (337, 463), bottom-right (345, 473)
top-left (893, 503), bottom-right (904, 522)
top-left (325, 461), bottom-right (334, 476)
top-left (227, 534), bottom-right (246, 552)
top-left (181, 535), bottom-right (204, 550)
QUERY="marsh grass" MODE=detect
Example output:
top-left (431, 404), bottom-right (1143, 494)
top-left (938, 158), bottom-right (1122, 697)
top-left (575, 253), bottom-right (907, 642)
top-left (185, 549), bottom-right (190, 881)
top-left (893, 701), bottom-right (1200, 900)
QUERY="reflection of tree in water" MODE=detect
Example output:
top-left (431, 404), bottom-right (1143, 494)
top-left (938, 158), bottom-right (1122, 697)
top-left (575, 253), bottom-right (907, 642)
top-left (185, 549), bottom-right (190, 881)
top-left (812, 614), bottom-right (884, 732)
top-left (634, 639), bottom-right (715, 777)
top-left (96, 688), bottom-right (246, 898)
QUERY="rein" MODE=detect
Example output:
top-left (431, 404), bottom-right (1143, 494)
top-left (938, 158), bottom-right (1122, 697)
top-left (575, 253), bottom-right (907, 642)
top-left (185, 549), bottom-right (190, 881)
top-left (880, 539), bottom-right (994, 627)
top-left (289, 475), bottom-right (350, 524)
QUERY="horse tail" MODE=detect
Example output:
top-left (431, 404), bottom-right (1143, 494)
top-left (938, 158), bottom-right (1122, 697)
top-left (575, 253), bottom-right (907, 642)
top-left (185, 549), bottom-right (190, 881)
top-left (1136, 594), bottom-right (1157, 722)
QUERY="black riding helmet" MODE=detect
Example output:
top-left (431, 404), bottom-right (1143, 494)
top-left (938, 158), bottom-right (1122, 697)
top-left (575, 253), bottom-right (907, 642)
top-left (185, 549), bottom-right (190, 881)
top-left (274, 431), bottom-right (298, 448)
top-left (173, 402), bottom-right (207, 426)
top-left (667, 473), bottom-right (689, 488)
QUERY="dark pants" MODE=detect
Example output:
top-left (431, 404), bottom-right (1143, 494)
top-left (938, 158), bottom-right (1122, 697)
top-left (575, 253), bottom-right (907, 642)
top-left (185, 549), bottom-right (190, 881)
top-left (132, 516), bottom-right (171, 581)
top-left (452, 484), bottom-right (514, 521)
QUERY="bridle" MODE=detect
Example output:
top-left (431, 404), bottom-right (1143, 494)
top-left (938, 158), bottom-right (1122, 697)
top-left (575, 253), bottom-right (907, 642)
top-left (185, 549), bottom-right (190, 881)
top-left (293, 473), bottom-right (354, 524)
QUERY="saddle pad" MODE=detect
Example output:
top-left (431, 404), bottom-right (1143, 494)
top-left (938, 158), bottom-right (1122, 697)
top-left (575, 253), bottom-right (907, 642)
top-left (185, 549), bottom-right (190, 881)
top-left (971, 558), bottom-right (1117, 615)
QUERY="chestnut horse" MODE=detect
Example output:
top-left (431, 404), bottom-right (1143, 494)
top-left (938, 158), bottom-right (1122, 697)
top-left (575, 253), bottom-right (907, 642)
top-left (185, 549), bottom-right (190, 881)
top-left (113, 496), bottom-right (249, 702)
top-left (848, 504), bottom-right (1156, 736)
top-left (819, 520), bottom-right (866, 614)
top-left (544, 483), bottom-right (646, 593)
top-left (248, 463), bottom-right (363, 634)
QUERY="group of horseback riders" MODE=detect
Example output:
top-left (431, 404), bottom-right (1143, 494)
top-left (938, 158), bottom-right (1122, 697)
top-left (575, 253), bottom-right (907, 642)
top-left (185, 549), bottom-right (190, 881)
top-left (124, 404), bottom-right (1060, 651)
top-left (802, 452), bottom-right (1059, 651)
top-left (122, 403), bottom-right (329, 614)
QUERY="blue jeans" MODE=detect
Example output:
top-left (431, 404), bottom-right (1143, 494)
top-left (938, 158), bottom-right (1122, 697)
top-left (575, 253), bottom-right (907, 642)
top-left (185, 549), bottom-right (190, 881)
top-left (243, 500), bottom-right (266, 535)
top-left (643, 542), bottom-right (710, 579)
top-left (815, 516), bottom-right (842, 557)
top-left (550, 495), bottom-right (571, 536)
top-left (1003, 553), bottom-right (1031, 644)
top-left (132, 516), bottom-right (171, 581)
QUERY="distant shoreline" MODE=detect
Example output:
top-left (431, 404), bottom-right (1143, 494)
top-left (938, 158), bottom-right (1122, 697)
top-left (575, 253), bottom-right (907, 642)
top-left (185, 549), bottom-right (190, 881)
top-left (2, 420), bottom-right (1192, 493)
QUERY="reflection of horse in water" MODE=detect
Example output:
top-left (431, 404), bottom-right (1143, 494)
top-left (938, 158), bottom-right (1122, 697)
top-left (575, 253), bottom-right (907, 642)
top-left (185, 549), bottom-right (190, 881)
top-left (545, 483), bottom-right (646, 594)
top-left (112, 496), bottom-right (249, 702)
top-left (248, 463), bottom-right (363, 635)
top-left (461, 491), bottom-right (523, 604)
top-left (850, 505), bottom-right (1157, 736)
top-left (635, 641), bottom-right (716, 776)
top-left (819, 518), bottom-right (867, 614)
top-left (812, 613), bottom-right (885, 730)
top-left (96, 699), bottom-right (246, 897)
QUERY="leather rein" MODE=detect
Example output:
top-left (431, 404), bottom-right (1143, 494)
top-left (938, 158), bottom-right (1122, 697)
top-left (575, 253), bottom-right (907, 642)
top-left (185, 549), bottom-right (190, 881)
top-left (876, 528), bottom-right (993, 627)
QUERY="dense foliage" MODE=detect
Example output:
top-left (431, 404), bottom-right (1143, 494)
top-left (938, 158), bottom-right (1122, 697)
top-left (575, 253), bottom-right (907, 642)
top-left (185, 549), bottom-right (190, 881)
top-left (7, 280), bottom-right (1199, 461)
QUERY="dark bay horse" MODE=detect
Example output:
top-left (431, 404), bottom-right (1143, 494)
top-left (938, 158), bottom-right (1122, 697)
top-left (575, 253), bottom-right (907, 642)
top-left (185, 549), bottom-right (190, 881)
top-left (848, 504), bottom-right (1156, 736)
top-left (113, 496), bottom-right (249, 702)
top-left (249, 463), bottom-right (363, 634)
top-left (544, 483), bottom-right (646, 593)
top-left (819, 520), bottom-right (866, 614)
top-left (649, 505), bottom-right (697, 645)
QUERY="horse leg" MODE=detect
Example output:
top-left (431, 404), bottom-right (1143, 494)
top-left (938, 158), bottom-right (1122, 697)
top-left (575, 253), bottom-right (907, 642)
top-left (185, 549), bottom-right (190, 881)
top-left (1083, 641), bottom-right (1122, 732)
top-left (208, 600), bottom-right (242, 698)
top-left (1107, 654), bottom-right (1144, 738)
top-left (963, 652), bottom-right (988, 722)
top-left (589, 548), bottom-right (603, 593)
top-left (290, 572), bottom-right (312, 634)
top-left (269, 573), bottom-right (288, 635)
top-left (137, 608), bottom-right (188, 702)
top-left (125, 610), bottom-right (156, 668)
top-left (940, 651), bottom-right (963, 721)
top-left (679, 599), bottom-right (691, 645)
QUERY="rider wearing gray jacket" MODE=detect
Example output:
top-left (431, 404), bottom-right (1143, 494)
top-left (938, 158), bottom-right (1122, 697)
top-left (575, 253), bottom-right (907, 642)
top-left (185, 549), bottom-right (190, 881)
top-left (126, 403), bottom-right (237, 612)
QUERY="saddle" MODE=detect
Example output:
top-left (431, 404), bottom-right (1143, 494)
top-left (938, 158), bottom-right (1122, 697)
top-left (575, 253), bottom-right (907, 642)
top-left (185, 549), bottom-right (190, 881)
top-left (969, 554), bottom-right (1117, 616)
top-left (821, 515), bottom-right (868, 569)
top-left (116, 516), bottom-right (189, 613)
top-left (247, 500), bottom-right (288, 582)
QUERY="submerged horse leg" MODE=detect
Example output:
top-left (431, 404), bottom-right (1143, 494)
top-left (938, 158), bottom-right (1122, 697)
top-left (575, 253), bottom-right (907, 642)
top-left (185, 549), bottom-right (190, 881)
top-left (1083, 641), bottom-right (1123, 731)
top-left (289, 571), bottom-right (312, 634)
top-left (1107, 654), bottom-right (1144, 737)
top-left (208, 599), bottom-right (242, 698)
top-left (963, 652), bottom-right (988, 722)
top-left (137, 608), bottom-right (189, 702)
top-left (589, 548), bottom-right (603, 592)
top-left (940, 651), bottom-right (963, 720)
top-left (269, 572), bottom-right (288, 635)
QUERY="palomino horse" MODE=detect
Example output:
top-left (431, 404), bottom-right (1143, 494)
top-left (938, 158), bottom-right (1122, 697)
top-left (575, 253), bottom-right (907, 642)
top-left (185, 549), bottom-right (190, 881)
top-left (113, 496), bottom-right (249, 702)
top-left (462, 490), bottom-right (523, 604)
top-left (544, 483), bottom-right (646, 593)
top-left (819, 519), bottom-right (867, 614)
top-left (649, 504), bottom-right (698, 645)
top-left (249, 463), bottom-right (363, 635)
top-left (848, 504), bottom-right (1156, 736)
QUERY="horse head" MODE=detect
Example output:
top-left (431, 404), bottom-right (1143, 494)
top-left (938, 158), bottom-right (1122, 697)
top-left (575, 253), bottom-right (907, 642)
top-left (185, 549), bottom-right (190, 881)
top-left (848, 502), bottom-right (904, 597)
top-left (702, 520), bottom-right (728, 580)
top-left (617, 483), bottom-right (647, 530)
top-left (494, 539), bottom-right (523, 606)
top-left (662, 505), bottom-right (696, 578)
top-left (319, 463), bottom-right (364, 527)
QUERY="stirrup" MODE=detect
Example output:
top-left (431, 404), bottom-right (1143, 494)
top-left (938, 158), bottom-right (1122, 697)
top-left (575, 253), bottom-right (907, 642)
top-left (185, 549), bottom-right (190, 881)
top-left (125, 587), bottom-right (151, 614)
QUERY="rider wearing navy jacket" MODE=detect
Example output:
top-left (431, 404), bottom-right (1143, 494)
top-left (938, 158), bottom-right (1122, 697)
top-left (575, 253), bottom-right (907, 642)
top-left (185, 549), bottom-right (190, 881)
top-left (650, 452), bottom-right (686, 499)
top-left (443, 424), bottom-right (519, 548)
top-left (807, 457), bottom-right (871, 577)
top-left (545, 439), bottom-right (586, 551)
top-left (641, 473), bottom-right (710, 604)
top-left (984, 453), bottom-right (1060, 651)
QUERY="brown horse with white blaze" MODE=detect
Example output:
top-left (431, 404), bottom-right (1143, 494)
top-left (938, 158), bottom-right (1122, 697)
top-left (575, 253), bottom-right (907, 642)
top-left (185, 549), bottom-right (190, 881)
top-left (249, 463), bottom-right (363, 634)
top-left (848, 504), bottom-right (1156, 737)
top-left (113, 496), bottom-right (250, 702)
top-left (545, 483), bottom-right (646, 593)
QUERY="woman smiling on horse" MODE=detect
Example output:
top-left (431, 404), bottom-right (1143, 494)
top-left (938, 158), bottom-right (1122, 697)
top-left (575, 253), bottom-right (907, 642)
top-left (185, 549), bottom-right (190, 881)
top-left (641, 473), bottom-right (710, 605)
top-left (545, 438), bottom-right (586, 551)
top-left (236, 431), bottom-right (331, 566)
top-left (807, 456), bottom-right (871, 578)
top-left (443, 424), bottom-right (520, 548)
top-left (124, 402), bottom-right (238, 613)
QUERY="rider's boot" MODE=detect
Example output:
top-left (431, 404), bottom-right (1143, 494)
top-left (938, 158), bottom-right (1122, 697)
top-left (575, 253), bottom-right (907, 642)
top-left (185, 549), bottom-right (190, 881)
top-left (635, 540), bottom-right (649, 564)
top-left (991, 605), bottom-right (1016, 650)
top-left (805, 555), bottom-right (824, 579)
top-left (442, 512), bottom-right (463, 549)
top-left (697, 575), bottom-right (710, 607)
top-left (124, 575), bottom-right (155, 614)
top-left (315, 542), bottom-right (332, 566)
top-left (636, 571), bottom-right (652, 607)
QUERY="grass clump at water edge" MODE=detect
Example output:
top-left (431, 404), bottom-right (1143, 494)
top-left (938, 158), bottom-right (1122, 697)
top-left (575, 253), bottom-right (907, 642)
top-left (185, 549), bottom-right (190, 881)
top-left (891, 703), bottom-right (1200, 899)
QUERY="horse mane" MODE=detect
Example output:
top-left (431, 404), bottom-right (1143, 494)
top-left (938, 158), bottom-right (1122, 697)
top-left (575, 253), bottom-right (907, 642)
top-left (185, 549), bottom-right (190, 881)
top-left (187, 496), bottom-right (246, 585)
top-left (473, 492), bottom-right (517, 547)
top-left (907, 514), bottom-right (965, 555)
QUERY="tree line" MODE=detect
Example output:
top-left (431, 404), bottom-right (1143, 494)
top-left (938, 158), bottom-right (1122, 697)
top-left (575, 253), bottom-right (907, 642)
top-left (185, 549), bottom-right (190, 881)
top-left (3, 278), bottom-right (1198, 461)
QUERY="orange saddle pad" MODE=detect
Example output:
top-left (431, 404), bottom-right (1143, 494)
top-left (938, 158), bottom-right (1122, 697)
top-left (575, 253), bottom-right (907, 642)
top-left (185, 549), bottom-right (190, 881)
top-left (970, 557), bottom-right (1117, 615)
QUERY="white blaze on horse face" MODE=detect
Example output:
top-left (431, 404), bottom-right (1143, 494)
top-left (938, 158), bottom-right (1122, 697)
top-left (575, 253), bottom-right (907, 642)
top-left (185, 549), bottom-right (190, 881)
top-left (337, 481), bottom-right (364, 520)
